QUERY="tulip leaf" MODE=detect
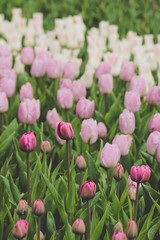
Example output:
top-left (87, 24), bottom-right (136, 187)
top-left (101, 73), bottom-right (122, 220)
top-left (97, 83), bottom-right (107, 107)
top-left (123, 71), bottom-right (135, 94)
top-left (47, 211), bottom-right (56, 236)
top-left (9, 174), bottom-right (21, 204)
top-left (147, 219), bottom-right (160, 240)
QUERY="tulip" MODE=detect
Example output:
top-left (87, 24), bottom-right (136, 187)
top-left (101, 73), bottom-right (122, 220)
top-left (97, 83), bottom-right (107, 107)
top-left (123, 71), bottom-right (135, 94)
top-left (76, 97), bottom-right (95, 119)
top-left (31, 58), bottom-right (46, 77)
top-left (55, 122), bottom-right (66, 145)
top-left (114, 222), bottom-right (123, 233)
top-left (120, 60), bottom-right (135, 81)
top-left (119, 109), bottom-right (135, 134)
top-left (46, 59), bottom-right (62, 78)
top-left (129, 75), bottom-right (146, 97)
top-left (128, 184), bottom-right (136, 201)
top-left (57, 88), bottom-right (74, 109)
top-left (97, 122), bottom-right (107, 139)
top-left (0, 45), bottom-right (11, 58)
top-left (95, 61), bottom-right (111, 78)
top-left (19, 82), bottom-right (33, 101)
top-left (113, 164), bottom-right (124, 181)
top-left (62, 62), bottom-right (77, 79)
top-left (100, 143), bottom-right (120, 168)
top-left (98, 73), bottom-right (113, 94)
top-left (46, 108), bottom-right (61, 130)
top-left (124, 90), bottom-right (141, 113)
top-left (0, 91), bottom-right (8, 113)
top-left (126, 220), bottom-right (138, 238)
top-left (0, 74), bottom-right (17, 98)
top-left (34, 231), bottom-right (44, 240)
top-left (19, 132), bottom-right (37, 152)
top-left (33, 199), bottom-right (45, 216)
top-left (12, 220), bottom-right (28, 239)
top-left (76, 155), bottom-right (86, 170)
top-left (130, 165), bottom-right (151, 183)
top-left (56, 121), bottom-right (74, 140)
top-left (20, 47), bottom-right (34, 65)
top-left (146, 86), bottom-right (160, 105)
top-left (112, 134), bottom-right (132, 156)
top-left (80, 118), bottom-right (98, 145)
top-left (79, 181), bottom-right (96, 200)
top-left (0, 57), bottom-right (12, 71)
top-left (112, 231), bottom-right (127, 240)
top-left (72, 80), bottom-right (86, 101)
top-left (146, 131), bottom-right (160, 155)
top-left (40, 141), bottom-right (51, 153)
top-left (148, 113), bottom-right (160, 132)
top-left (18, 98), bottom-right (40, 124)
top-left (16, 200), bottom-right (27, 216)
top-left (59, 78), bottom-right (73, 90)
top-left (72, 218), bottom-right (85, 235)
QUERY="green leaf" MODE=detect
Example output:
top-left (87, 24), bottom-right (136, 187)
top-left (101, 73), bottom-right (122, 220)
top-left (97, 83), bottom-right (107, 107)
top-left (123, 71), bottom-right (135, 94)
top-left (47, 211), bottom-right (56, 236)
top-left (9, 174), bottom-right (21, 204)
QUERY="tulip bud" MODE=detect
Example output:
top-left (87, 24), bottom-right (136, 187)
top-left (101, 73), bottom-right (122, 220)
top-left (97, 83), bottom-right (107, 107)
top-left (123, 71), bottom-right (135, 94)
top-left (19, 82), bottom-right (33, 101)
top-left (79, 181), bottom-right (96, 200)
top-left (126, 220), bottom-right (138, 238)
top-left (128, 184), bottom-right (136, 201)
top-left (97, 122), bottom-right (107, 139)
top-left (130, 165), bottom-right (151, 183)
top-left (112, 231), bottom-right (127, 240)
top-left (76, 155), bottom-right (87, 170)
top-left (120, 60), bottom-right (135, 81)
top-left (40, 141), bottom-right (51, 153)
top-left (56, 121), bottom-right (74, 140)
top-left (114, 222), bottom-right (123, 233)
top-left (20, 47), bottom-right (34, 65)
top-left (72, 218), bottom-right (85, 235)
top-left (119, 109), bottom-right (135, 134)
top-left (32, 199), bottom-right (45, 216)
top-left (80, 118), bottom-right (98, 144)
top-left (16, 200), bottom-right (27, 216)
top-left (30, 58), bottom-right (46, 77)
top-left (112, 134), bottom-right (132, 156)
top-left (46, 59), bottom-right (62, 79)
top-left (19, 132), bottom-right (37, 152)
top-left (12, 220), bottom-right (28, 239)
top-left (100, 143), bottom-right (120, 168)
top-left (76, 97), bottom-right (95, 119)
top-left (129, 75), bottom-right (146, 97)
top-left (34, 231), bottom-right (44, 240)
top-left (57, 88), bottom-right (74, 109)
top-left (113, 164), bottom-right (124, 181)
top-left (124, 90), bottom-right (141, 113)
top-left (98, 73), bottom-right (113, 94)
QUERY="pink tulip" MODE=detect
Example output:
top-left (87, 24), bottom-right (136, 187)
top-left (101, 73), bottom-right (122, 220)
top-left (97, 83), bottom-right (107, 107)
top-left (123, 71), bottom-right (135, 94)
top-left (56, 121), bottom-right (74, 140)
top-left (0, 74), bottom-right (17, 98)
top-left (147, 86), bottom-right (160, 105)
top-left (130, 165), bottom-right (151, 183)
top-left (12, 220), bottom-right (28, 239)
top-left (76, 97), bottom-right (95, 119)
top-left (57, 88), bottom-right (74, 109)
top-left (32, 199), bottom-right (45, 216)
top-left (148, 113), bottom-right (160, 132)
top-left (0, 69), bottom-right (16, 80)
top-left (46, 59), bottom-right (62, 78)
top-left (20, 47), bottom-right (34, 65)
top-left (72, 80), bottom-right (86, 101)
top-left (34, 231), bottom-right (44, 240)
top-left (95, 61), bottom-right (111, 78)
top-left (76, 155), bottom-right (87, 170)
top-left (31, 58), bottom-right (46, 77)
top-left (126, 220), bottom-right (138, 238)
top-left (37, 51), bottom-right (52, 68)
top-left (112, 134), bottom-right (132, 156)
top-left (112, 231), bottom-right (127, 240)
top-left (80, 118), bottom-right (98, 144)
top-left (0, 57), bottom-right (12, 71)
top-left (55, 122), bottom-right (66, 145)
top-left (59, 78), bottom-right (73, 90)
top-left (0, 45), bottom-right (11, 58)
top-left (120, 60), bottom-right (135, 81)
top-left (18, 98), bottom-right (40, 124)
top-left (100, 143), bottom-right (120, 168)
top-left (98, 73), bottom-right (113, 94)
top-left (97, 122), bottom-right (107, 138)
top-left (62, 62), bottom-right (77, 80)
top-left (16, 200), bottom-right (27, 216)
top-left (72, 219), bottom-right (86, 235)
top-left (0, 92), bottom-right (8, 112)
top-left (124, 90), bottom-right (141, 112)
top-left (128, 184), bottom-right (136, 200)
top-left (119, 109), bottom-right (135, 134)
top-left (19, 132), bottom-right (37, 152)
top-left (79, 181), bottom-right (96, 200)
top-left (40, 141), bottom-right (51, 153)
top-left (114, 222), bottom-right (123, 233)
top-left (113, 164), bottom-right (124, 181)
top-left (46, 108), bottom-right (61, 129)
top-left (19, 82), bottom-right (33, 101)
top-left (146, 131), bottom-right (160, 155)
top-left (129, 76), bottom-right (146, 97)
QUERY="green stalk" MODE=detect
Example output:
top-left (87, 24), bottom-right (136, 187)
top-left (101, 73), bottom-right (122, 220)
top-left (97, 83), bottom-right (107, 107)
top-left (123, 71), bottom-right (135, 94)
top-left (79, 170), bottom-right (82, 198)
top-left (0, 113), bottom-right (3, 134)
top-left (65, 109), bottom-right (68, 122)
top-left (38, 217), bottom-right (40, 240)
top-left (27, 152), bottom-right (31, 206)
top-left (66, 140), bottom-right (70, 191)
top-left (88, 144), bottom-right (91, 154)
top-left (133, 182), bottom-right (140, 222)
top-left (87, 200), bottom-right (91, 240)
top-left (116, 181), bottom-right (119, 200)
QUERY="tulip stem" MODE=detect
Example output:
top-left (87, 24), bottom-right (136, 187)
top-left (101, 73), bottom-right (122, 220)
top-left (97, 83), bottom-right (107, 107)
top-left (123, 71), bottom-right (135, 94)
top-left (65, 109), bottom-right (68, 122)
top-left (133, 182), bottom-right (139, 222)
top-left (76, 235), bottom-right (80, 240)
top-left (116, 181), bottom-right (119, 200)
top-left (79, 170), bottom-right (82, 198)
top-left (38, 217), bottom-right (40, 240)
top-left (87, 200), bottom-right (91, 240)
top-left (27, 152), bottom-right (31, 206)
top-left (0, 113), bottom-right (3, 134)
top-left (66, 140), bottom-right (70, 191)
top-left (36, 77), bottom-right (39, 98)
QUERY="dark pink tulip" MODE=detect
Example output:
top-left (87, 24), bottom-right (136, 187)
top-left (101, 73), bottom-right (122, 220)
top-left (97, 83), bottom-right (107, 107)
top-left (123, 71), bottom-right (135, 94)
top-left (40, 141), bottom-right (51, 153)
top-left (129, 75), bottom-right (146, 97)
top-left (57, 121), bottom-right (74, 140)
top-left (97, 122), bottom-right (107, 139)
top-left (146, 86), bottom-right (160, 105)
top-left (72, 80), bottom-right (86, 101)
top-left (32, 199), bottom-right (45, 216)
top-left (79, 181), bottom-right (96, 200)
top-left (0, 92), bottom-right (8, 112)
top-left (148, 113), bottom-right (160, 132)
top-left (80, 118), bottom-right (98, 144)
top-left (46, 59), bottom-right (62, 78)
top-left (57, 88), bottom-right (74, 109)
top-left (120, 60), bottom-right (135, 81)
top-left (31, 58), bottom-right (46, 77)
top-left (124, 90), bottom-right (141, 113)
top-left (126, 220), bottom-right (138, 238)
top-left (95, 61), bottom-right (111, 79)
top-left (19, 132), bottom-right (37, 152)
top-left (46, 108), bottom-right (61, 129)
top-left (98, 73), bottom-right (113, 94)
top-left (72, 219), bottom-right (85, 235)
top-left (100, 143), bottom-right (120, 168)
top-left (130, 165), bottom-right (151, 183)
top-left (112, 134), bottom-right (132, 156)
top-left (76, 97), bottom-right (95, 119)
top-left (12, 220), bottom-right (28, 239)
top-left (62, 62), bottom-right (77, 80)
top-left (20, 47), bottom-right (34, 65)
top-left (55, 122), bottom-right (66, 145)
top-left (146, 131), bottom-right (160, 155)
top-left (19, 82), bottom-right (33, 101)
top-left (119, 109), bottom-right (135, 134)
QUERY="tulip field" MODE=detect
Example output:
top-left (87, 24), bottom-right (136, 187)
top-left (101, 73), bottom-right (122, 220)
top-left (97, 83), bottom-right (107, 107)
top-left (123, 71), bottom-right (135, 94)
top-left (1, 3), bottom-right (160, 240)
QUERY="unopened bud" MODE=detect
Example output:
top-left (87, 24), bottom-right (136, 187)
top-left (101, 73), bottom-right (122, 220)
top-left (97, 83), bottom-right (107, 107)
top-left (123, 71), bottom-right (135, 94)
top-left (72, 218), bottom-right (85, 235)
top-left (16, 200), bottom-right (27, 216)
top-left (76, 155), bottom-right (86, 170)
top-left (113, 164), bottom-right (124, 181)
